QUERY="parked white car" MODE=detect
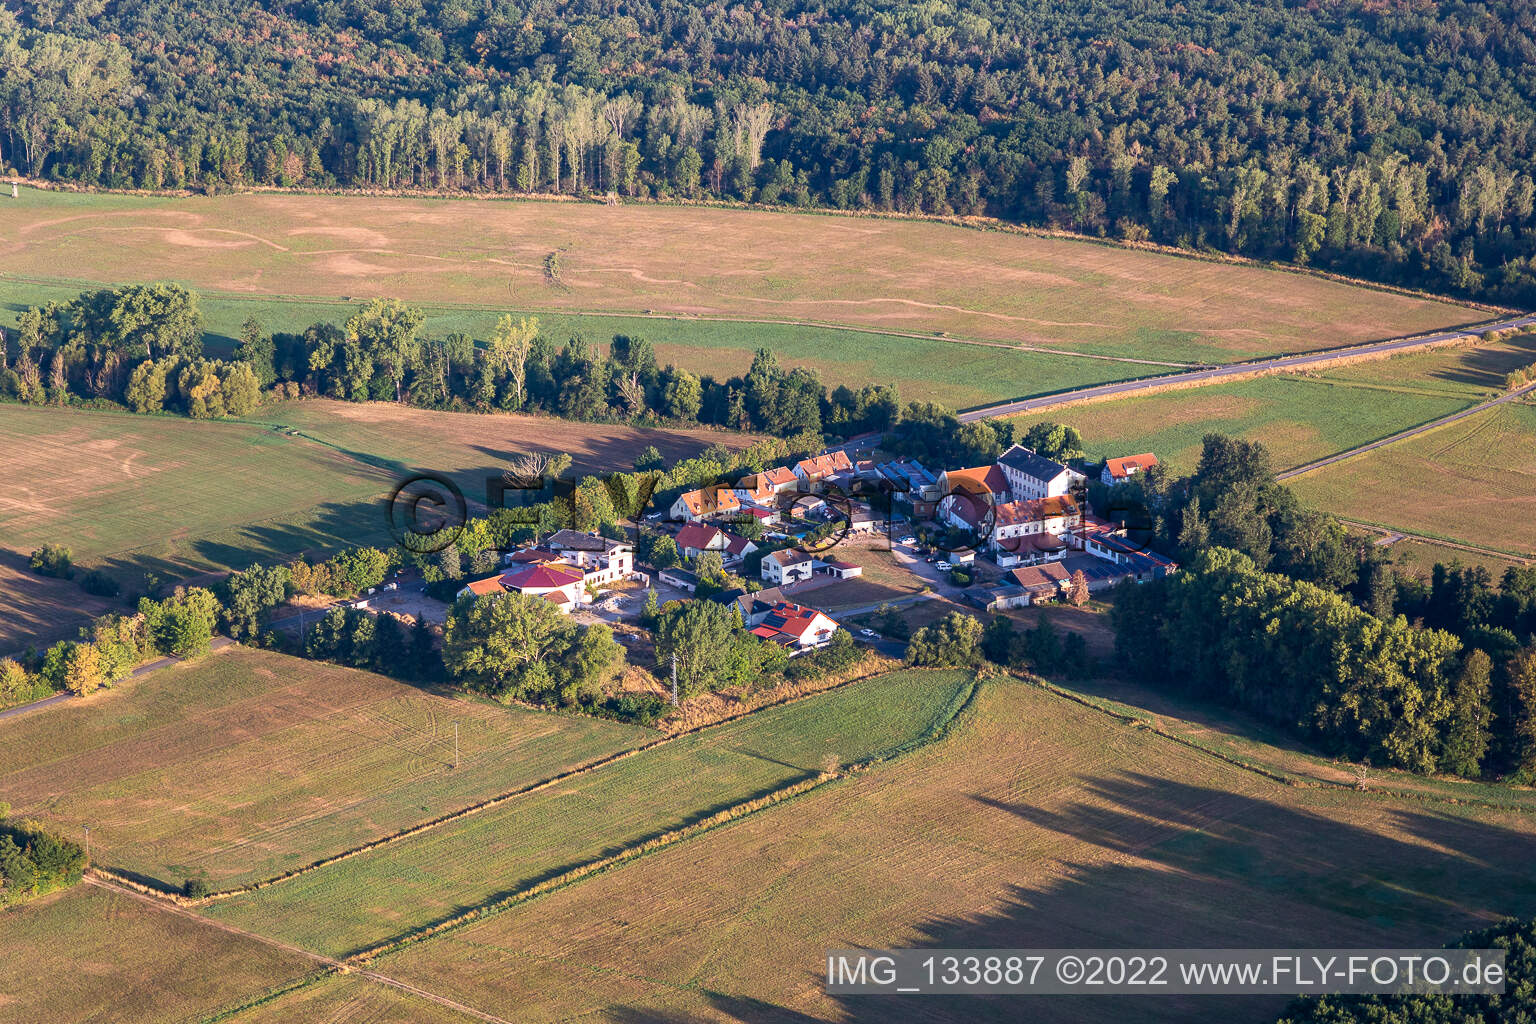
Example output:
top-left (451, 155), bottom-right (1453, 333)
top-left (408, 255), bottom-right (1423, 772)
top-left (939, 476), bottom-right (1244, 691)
top-left (859, 628), bottom-right (880, 639)
top-left (898, 535), bottom-right (917, 545)
top-left (936, 560), bottom-right (953, 572)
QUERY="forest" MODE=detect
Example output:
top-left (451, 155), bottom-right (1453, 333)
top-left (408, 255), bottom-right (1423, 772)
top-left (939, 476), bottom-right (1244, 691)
top-left (1, 0), bottom-right (1534, 304)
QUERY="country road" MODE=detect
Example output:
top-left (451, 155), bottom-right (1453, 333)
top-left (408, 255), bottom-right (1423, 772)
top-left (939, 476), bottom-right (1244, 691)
top-left (0, 636), bottom-right (234, 724)
top-left (1277, 381), bottom-right (1536, 481)
top-left (956, 311), bottom-right (1536, 422)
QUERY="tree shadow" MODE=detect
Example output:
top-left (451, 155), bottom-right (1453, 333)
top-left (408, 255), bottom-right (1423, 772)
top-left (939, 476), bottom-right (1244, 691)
top-left (602, 772), bottom-right (1536, 1024)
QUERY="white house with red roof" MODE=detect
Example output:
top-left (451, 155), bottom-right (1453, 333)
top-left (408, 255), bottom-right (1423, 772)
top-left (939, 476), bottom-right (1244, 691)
top-left (671, 486), bottom-right (742, 522)
top-left (457, 559), bottom-right (588, 611)
top-left (748, 601), bottom-right (840, 651)
top-left (761, 548), bottom-right (817, 585)
top-left (735, 466), bottom-right (799, 507)
top-left (989, 495), bottom-right (1082, 568)
top-left (675, 523), bottom-right (758, 563)
top-left (793, 450), bottom-right (853, 485)
top-left (1101, 453), bottom-right (1159, 486)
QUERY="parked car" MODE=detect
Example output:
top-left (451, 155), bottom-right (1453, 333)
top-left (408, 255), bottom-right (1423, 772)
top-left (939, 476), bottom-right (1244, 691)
top-left (859, 628), bottom-right (880, 639)
top-left (383, 582), bottom-right (398, 591)
top-left (936, 560), bottom-right (953, 572)
top-left (898, 535), bottom-right (916, 545)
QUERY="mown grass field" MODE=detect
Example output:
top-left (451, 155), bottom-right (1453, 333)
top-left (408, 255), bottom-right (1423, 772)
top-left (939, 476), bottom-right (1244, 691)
top-left (205, 668), bottom-right (974, 958)
top-left (0, 647), bottom-right (651, 889)
top-left (1009, 373), bottom-right (1476, 473)
top-left (1288, 401), bottom-right (1536, 555)
top-left (343, 676), bottom-right (1536, 1024)
top-left (0, 883), bottom-right (315, 1024)
top-left (0, 398), bottom-right (741, 649)
top-left (0, 187), bottom-right (1480, 371)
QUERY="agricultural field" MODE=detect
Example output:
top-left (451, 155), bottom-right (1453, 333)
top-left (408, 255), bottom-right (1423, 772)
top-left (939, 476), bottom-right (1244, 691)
top-left (0, 647), bottom-right (651, 889)
top-left (0, 188), bottom-right (1482, 373)
top-left (0, 398), bottom-right (740, 649)
top-left (331, 675), bottom-right (1536, 1024)
top-left (205, 668), bottom-right (975, 958)
top-left (1288, 401), bottom-right (1536, 556)
top-left (1009, 373), bottom-right (1476, 473)
top-left (0, 883), bottom-right (315, 1024)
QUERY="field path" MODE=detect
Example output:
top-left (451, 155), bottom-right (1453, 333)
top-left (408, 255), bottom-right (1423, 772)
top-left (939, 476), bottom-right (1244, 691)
top-left (0, 637), bottom-right (234, 723)
top-left (957, 312), bottom-right (1536, 421)
top-left (83, 874), bottom-right (512, 1024)
top-left (1277, 380), bottom-right (1536, 480)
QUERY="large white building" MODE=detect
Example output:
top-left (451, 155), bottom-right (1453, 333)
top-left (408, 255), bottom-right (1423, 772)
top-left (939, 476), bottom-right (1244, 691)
top-left (997, 444), bottom-right (1085, 500)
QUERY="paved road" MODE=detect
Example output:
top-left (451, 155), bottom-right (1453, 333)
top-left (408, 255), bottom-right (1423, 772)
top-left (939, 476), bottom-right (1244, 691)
top-left (0, 636), bottom-right (234, 724)
top-left (1277, 381), bottom-right (1536, 481)
top-left (956, 312), bottom-right (1536, 422)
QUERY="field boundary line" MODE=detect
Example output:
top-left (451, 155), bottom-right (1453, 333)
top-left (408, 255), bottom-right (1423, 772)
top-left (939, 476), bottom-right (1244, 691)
top-left (350, 674), bottom-right (982, 966)
top-left (1277, 381), bottom-right (1536, 481)
top-left (959, 315), bottom-right (1535, 421)
top-left (135, 659), bottom-right (902, 903)
top-left (1335, 519), bottom-right (1533, 564)
top-left (1024, 675), bottom-right (1536, 813)
top-left (82, 874), bottom-right (516, 1024)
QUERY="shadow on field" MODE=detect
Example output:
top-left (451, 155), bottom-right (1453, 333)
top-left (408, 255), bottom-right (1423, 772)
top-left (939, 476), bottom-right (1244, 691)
top-left (605, 773), bottom-right (1536, 1024)
top-left (1430, 333), bottom-right (1536, 388)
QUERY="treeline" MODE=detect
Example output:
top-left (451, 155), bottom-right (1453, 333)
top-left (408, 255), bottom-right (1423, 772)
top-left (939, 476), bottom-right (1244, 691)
top-left (1113, 547), bottom-right (1536, 779)
top-left (0, 284), bottom-right (902, 440)
top-left (1277, 916), bottom-right (1536, 1023)
top-left (4, 0), bottom-right (1536, 304)
top-left (1094, 434), bottom-right (1384, 599)
top-left (0, 809), bottom-right (86, 908)
top-left (0, 587), bottom-right (223, 707)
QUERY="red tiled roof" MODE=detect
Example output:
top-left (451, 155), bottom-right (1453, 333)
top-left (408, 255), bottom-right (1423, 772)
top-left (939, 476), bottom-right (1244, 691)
top-left (463, 575), bottom-right (508, 596)
top-left (503, 562), bottom-right (584, 590)
top-left (795, 451), bottom-right (853, 479)
top-left (675, 523), bottom-right (722, 551)
top-left (763, 466), bottom-right (798, 486)
top-left (1105, 453), bottom-right (1158, 479)
top-left (677, 488), bottom-right (741, 516)
top-left (995, 496), bottom-right (1080, 527)
top-left (944, 464), bottom-right (1008, 498)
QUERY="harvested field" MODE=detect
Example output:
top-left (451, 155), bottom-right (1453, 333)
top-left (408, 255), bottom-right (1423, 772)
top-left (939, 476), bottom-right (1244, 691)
top-left (205, 668), bottom-right (974, 958)
top-left (1288, 402), bottom-right (1536, 555)
top-left (0, 884), bottom-right (314, 1024)
top-left (1008, 374), bottom-right (1475, 473)
top-left (0, 398), bottom-right (742, 629)
top-left (0, 189), bottom-right (1480, 368)
top-left (0, 646), bottom-right (651, 889)
top-left (365, 676), bottom-right (1536, 1024)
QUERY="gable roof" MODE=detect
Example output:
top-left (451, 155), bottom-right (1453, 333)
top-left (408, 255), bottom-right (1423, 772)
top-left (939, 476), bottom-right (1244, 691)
top-left (795, 451), bottom-right (853, 479)
top-left (943, 464), bottom-right (1008, 498)
top-left (547, 529), bottom-right (628, 552)
top-left (676, 488), bottom-right (741, 517)
top-left (1007, 561), bottom-right (1072, 591)
top-left (998, 444), bottom-right (1072, 484)
top-left (994, 495), bottom-right (1080, 527)
top-left (721, 532), bottom-right (756, 557)
top-left (1105, 453), bottom-right (1159, 480)
top-left (765, 548), bottom-right (816, 568)
top-left (757, 601), bottom-right (833, 640)
top-left (675, 523), bottom-right (722, 551)
top-left (462, 575), bottom-right (508, 597)
top-left (763, 466), bottom-right (798, 487)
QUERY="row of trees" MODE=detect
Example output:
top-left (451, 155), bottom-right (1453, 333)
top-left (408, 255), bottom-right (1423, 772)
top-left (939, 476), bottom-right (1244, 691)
top-left (1, 284), bottom-right (907, 441)
top-left (0, 586), bottom-right (221, 705)
top-left (1112, 548), bottom-right (1536, 779)
top-left (5, 0), bottom-right (1536, 303)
